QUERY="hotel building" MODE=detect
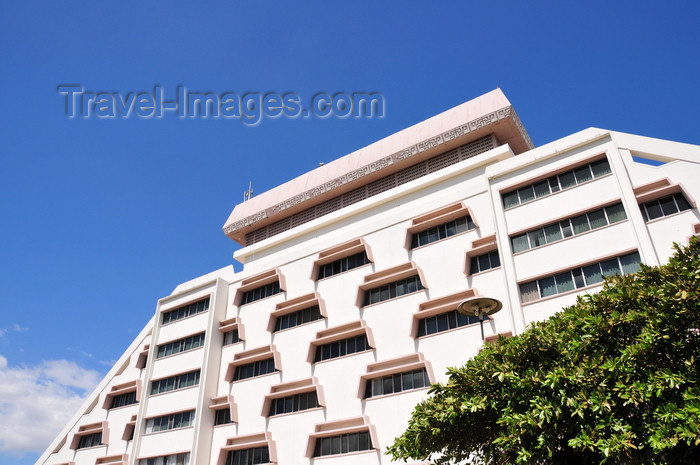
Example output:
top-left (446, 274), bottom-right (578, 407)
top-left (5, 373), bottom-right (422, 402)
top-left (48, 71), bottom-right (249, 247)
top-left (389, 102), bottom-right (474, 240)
top-left (38, 89), bottom-right (700, 465)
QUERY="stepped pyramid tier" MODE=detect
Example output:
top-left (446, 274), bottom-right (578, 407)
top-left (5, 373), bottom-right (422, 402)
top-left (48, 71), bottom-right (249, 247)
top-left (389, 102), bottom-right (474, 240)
top-left (39, 89), bottom-right (700, 465)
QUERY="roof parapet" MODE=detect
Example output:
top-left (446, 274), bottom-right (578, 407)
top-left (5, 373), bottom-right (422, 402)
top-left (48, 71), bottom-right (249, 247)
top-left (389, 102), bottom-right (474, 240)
top-left (223, 89), bottom-right (532, 245)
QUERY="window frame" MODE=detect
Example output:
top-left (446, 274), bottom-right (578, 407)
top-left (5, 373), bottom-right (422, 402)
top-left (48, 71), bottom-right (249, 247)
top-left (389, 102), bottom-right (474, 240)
top-left (468, 250), bottom-right (501, 275)
top-left (501, 157), bottom-right (612, 209)
top-left (232, 357), bottom-right (278, 382)
top-left (305, 416), bottom-right (378, 458)
top-left (306, 321), bottom-right (375, 364)
top-left (509, 201), bottom-right (628, 254)
top-left (76, 432), bottom-right (103, 449)
top-left (640, 192), bottom-right (693, 222)
top-left (150, 370), bottom-right (201, 396)
top-left (519, 250), bottom-right (642, 304)
top-left (144, 410), bottom-right (196, 434)
top-left (405, 202), bottom-right (478, 250)
top-left (161, 297), bottom-right (210, 325)
top-left (234, 269), bottom-right (286, 307)
top-left (262, 377), bottom-right (325, 417)
top-left (103, 380), bottom-right (141, 410)
top-left (356, 262), bottom-right (427, 308)
top-left (225, 345), bottom-right (281, 383)
top-left (70, 422), bottom-right (109, 450)
top-left (218, 432), bottom-right (277, 465)
top-left (267, 292), bottom-right (327, 334)
top-left (156, 332), bottom-right (206, 359)
top-left (358, 353), bottom-right (434, 400)
top-left (410, 215), bottom-right (476, 249)
top-left (312, 238), bottom-right (374, 281)
top-left (137, 452), bottom-right (190, 465)
top-left (224, 446), bottom-right (270, 465)
top-left (219, 317), bottom-right (245, 346)
top-left (210, 395), bottom-right (237, 426)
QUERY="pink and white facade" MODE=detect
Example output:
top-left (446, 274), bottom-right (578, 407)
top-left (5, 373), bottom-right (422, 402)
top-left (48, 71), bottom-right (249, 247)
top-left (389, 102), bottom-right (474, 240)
top-left (38, 89), bottom-right (700, 465)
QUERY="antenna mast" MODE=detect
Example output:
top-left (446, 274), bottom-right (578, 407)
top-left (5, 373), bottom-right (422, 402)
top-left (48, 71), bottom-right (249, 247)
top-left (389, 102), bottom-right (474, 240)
top-left (243, 181), bottom-right (254, 201)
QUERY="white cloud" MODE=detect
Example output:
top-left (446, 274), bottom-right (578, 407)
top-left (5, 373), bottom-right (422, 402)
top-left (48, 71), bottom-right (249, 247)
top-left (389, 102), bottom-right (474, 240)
top-left (0, 324), bottom-right (29, 339)
top-left (0, 354), bottom-right (101, 455)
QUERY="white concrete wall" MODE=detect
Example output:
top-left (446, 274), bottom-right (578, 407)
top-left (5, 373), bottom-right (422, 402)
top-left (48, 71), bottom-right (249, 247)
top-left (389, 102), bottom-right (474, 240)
top-left (39, 129), bottom-right (700, 465)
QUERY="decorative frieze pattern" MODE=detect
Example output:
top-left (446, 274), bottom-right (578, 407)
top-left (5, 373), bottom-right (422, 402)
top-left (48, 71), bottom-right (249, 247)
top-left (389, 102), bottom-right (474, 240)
top-left (224, 106), bottom-right (530, 241)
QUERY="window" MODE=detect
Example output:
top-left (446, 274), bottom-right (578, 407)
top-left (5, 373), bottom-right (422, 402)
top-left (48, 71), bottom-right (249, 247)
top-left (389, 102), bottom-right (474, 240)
top-left (640, 193), bottom-right (692, 221)
top-left (223, 330), bottom-right (241, 345)
top-left (268, 391), bottom-right (319, 416)
top-left (317, 251), bottom-right (370, 279)
top-left (241, 282), bottom-right (282, 305)
top-left (364, 368), bottom-right (429, 398)
top-left (145, 410), bottom-right (195, 433)
top-left (363, 275), bottom-right (424, 306)
top-left (314, 335), bottom-right (370, 362)
top-left (410, 215), bottom-right (475, 248)
top-left (214, 408), bottom-right (233, 426)
top-left (416, 310), bottom-right (487, 337)
top-left (511, 203), bottom-right (628, 253)
top-left (110, 391), bottom-right (137, 409)
top-left (519, 251), bottom-right (642, 303)
top-left (274, 305), bottom-right (322, 332)
top-left (225, 447), bottom-right (270, 465)
top-left (233, 358), bottom-right (277, 381)
top-left (77, 432), bottom-right (102, 449)
top-left (502, 158), bottom-right (612, 208)
top-left (469, 250), bottom-right (501, 274)
top-left (151, 370), bottom-right (200, 395)
top-left (313, 431), bottom-right (372, 457)
top-left (156, 333), bottom-right (205, 358)
top-left (162, 298), bottom-right (209, 325)
top-left (138, 453), bottom-right (190, 465)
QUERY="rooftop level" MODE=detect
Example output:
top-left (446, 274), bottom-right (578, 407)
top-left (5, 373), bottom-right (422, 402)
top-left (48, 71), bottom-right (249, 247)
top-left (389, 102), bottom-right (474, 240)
top-left (223, 89), bottom-right (533, 246)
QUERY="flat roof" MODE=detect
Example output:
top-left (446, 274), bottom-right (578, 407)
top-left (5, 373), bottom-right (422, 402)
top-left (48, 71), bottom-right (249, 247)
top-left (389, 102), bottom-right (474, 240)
top-left (223, 89), bottom-right (533, 245)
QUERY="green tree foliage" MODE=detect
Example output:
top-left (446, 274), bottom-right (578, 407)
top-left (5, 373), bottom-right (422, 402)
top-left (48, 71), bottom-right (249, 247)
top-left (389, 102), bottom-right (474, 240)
top-left (389, 239), bottom-right (700, 464)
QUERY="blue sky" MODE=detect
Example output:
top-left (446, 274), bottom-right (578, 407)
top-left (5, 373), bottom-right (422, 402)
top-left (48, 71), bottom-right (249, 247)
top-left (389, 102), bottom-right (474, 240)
top-left (0, 1), bottom-right (698, 463)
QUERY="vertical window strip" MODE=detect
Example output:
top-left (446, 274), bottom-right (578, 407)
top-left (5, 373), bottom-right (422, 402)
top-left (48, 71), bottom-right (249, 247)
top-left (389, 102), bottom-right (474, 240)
top-left (268, 391), bottom-right (319, 416)
top-left (274, 305), bottom-right (323, 332)
top-left (232, 358), bottom-right (277, 381)
top-left (241, 282), bottom-right (282, 305)
top-left (317, 252), bottom-right (370, 280)
top-left (364, 368), bottom-right (429, 398)
top-left (150, 370), bottom-right (201, 395)
top-left (363, 275), bottom-right (424, 306)
top-left (145, 410), bottom-right (195, 433)
top-left (519, 251), bottom-right (641, 303)
top-left (511, 203), bottom-right (627, 253)
top-left (313, 431), bottom-right (372, 457)
top-left (156, 333), bottom-right (205, 358)
top-left (410, 215), bottom-right (475, 249)
top-left (640, 193), bottom-right (692, 221)
top-left (314, 335), bottom-right (370, 362)
top-left (162, 298), bottom-right (210, 325)
top-left (502, 159), bottom-right (612, 209)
